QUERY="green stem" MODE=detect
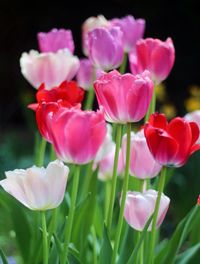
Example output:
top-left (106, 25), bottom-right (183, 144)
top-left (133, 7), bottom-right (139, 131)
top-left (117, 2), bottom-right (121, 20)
top-left (61, 165), bottom-right (80, 264)
top-left (119, 53), bottom-right (128, 74)
top-left (145, 83), bottom-right (157, 123)
top-left (104, 180), bottom-right (111, 219)
top-left (91, 226), bottom-right (97, 264)
top-left (50, 144), bottom-right (57, 161)
top-left (35, 136), bottom-right (46, 167)
top-left (111, 123), bottom-right (131, 264)
top-left (84, 87), bottom-right (95, 110)
top-left (106, 125), bottom-right (122, 231)
top-left (41, 211), bottom-right (48, 264)
top-left (48, 208), bottom-right (58, 246)
top-left (80, 161), bottom-right (93, 198)
top-left (148, 167), bottom-right (167, 264)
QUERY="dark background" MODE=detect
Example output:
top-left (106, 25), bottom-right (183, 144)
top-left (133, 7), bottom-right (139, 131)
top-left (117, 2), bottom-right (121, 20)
top-left (0, 0), bottom-right (199, 129)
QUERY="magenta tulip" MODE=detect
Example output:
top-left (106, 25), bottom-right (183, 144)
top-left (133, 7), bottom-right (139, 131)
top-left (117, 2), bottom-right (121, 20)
top-left (76, 58), bottom-right (95, 90)
top-left (88, 27), bottom-right (124, 71)
top-left (37, 28), bottom-right (74, 54)
top-left (110, 15), bottom-right (145, 52)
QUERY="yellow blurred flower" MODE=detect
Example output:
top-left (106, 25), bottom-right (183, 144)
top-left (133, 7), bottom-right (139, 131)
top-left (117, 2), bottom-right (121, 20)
top-left (188, 85), bottom-right (200, 97)
top-left (185, 98), bottom-right (200, 112)
top-left (155, 83), bottom-right (167, 102)
top-left (160, 103), bottom-right (177, 119)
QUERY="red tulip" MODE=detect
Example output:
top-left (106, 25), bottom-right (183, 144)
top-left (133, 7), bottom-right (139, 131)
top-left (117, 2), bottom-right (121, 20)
top-left (144, 113), bottom-right (200, 167)
top-left (28, 81), bottom-right (85, 111)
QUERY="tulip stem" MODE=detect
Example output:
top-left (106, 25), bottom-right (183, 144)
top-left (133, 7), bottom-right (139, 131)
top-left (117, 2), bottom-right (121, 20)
top-left (104, 180), bottom-right (111, 219)
top-left (106, 124), bottom-right (122, 231)
top-left (50, 144), bottom-right (57, 161)
top-left (84, 87), bottom-right (95, 110)
top-left (119, 53), bottom-right (128, 74)
top-left (144, 83), bottom-right (157, 123)
top-left (41, 211), bottom-right (48, 264)
top-left (61, 165), bottom-right (80, 264)
top-left (35, 135), bottom-right (46, 167)
top-left (48, 208), bottom-right (58, 246)
top-left (148, 166), bottom-right (167, 264)
top-left (111, 123), bottom-right (131, 264)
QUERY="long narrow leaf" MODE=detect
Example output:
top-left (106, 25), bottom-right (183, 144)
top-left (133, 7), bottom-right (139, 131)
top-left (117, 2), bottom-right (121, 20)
top-left (175, 242), bottom-right (200, 264)
top-left (0, 249), bottom-right (9, 264)
top-left (99, 224), bottom-right (113, 264)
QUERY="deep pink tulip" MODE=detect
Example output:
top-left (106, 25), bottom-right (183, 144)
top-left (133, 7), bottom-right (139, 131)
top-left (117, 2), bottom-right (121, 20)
top-left (76, 58), bottom-right (95, 90)
top-left (122, 130), bottom-right (162, 179)
top-left (94, 70), bottom-right (154, 124)
top-left (110, 15), bottom-right (145, 52)
top-left (37, 102), bottom-right (107, 164)
top-left (82, 15), bottom-right (109, 56)
top-left (184, 110), bottom-right (200, 143)
top-left (20, 49), bottom-right (79, 89)
top-left (129, 38), bottom-right (175, 84)
top-left (37, 28), bottom-right (74, 54)
top-left (88, 27), bottom-right (124, 71)
top-left (124, 190), bottom-right (170, 231)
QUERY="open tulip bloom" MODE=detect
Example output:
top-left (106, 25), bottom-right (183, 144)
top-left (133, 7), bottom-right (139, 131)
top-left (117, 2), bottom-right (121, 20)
top-left (2, 12), bottom-right (200, 264)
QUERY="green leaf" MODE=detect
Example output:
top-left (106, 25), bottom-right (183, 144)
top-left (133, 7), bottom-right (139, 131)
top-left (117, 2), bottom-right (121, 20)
top-left (0, 249), bottom-right (9, 264)
top-left (99, 224), bottom-right (113, 264)
top-left (175, 243), bottom-right (200, 264)
top-left (127, 213), bottom-right (154, 264)
top-left (53, 233), bottom-right (63, 255)
top-left (0, 191), bottom-right (32, 263)
top-left (156, 205), bottom-right (200, 264)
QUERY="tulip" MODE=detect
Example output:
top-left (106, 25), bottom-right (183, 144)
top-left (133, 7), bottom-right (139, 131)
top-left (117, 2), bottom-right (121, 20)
top-left (0, 160), bottom-right (69, 210)
top-left (36, 103), bottom-right (107, 164)
top-left (184, 110), bottom-right (200, 143)
top-left (124, 190), bottom-right (170, 231)
top-left (88, 27), bottom-right (124, 71)
top-left (98, 143), bottom-right (124, 181)
top-left (82, 15), bottom-right (109, 56)
top-left (129, 38), bottom-right (175, 84)
top-left (37, 28), bottom-right (74, 54)
top-left (122, 130), bottom-right (162, 179)
top-left (110, 15), bottom-right (145, 52)
top-left (144, 113), bottom-right (200, 167)
top-left (94, 70), bottom-right (153, 123)
top-left (76, 58), bottom-right (95, 90)
top-left (20, 49), bottom-right (79, 89)
top-left (28, 81), bottom-right (85, 111)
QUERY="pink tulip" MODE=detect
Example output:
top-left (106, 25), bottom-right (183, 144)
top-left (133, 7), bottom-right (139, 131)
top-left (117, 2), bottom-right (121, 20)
top-left (98, 143), bottom-right (124, 181)
top-left (124, 190), bottom-right (170, 231)
top-left (76, 58), bottom-right (95, 90)
top-left (20, 49), bottom-right (79, 89)
top-left (184, 110), bottom-right (200, 143)
top-left (94, 70), bottom-right (153, 123)
top-left (122, 130), bottom-right (162, 179)
top-left (129, 38), bottom-right (175, 84)
top-left (0, 160), bottom-right (69, 210)
top-left (37, 28), bottom-right (74, 54)
top-left (110, 15), bottom-right (145, 52)
top-left (82, 15), bottom-right (109, 56)
top-left (88, 27), bottom-right (124, 71)
top-left (37, 103), bottom-right (107, 164)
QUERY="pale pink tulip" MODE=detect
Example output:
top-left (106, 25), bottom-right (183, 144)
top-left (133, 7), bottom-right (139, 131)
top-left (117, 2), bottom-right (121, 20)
top-left (129, 38), bottom-right (175, 84)
top-left (82, 15), bottom-right (109, 56)
top-left (88, 27), bottom-right (124, 71)
top-left (98, 143), bottom-right (124, 181)
top-left (20, 49), bottom-right (79, 89)
top-left (122, 130), bottom-right (162, 179)
top-left (124, 190), bottom-right (170, 231)
top-left (184, 110), bottom-right (200, 143)
top-left (37, 28), bottom-right (74, 54)
top-left (110, 15), bottom-right (145, 52)
top-left (94, 70), bottom-right (153, 123)
top-left (0, 160), bottom-right (69, 210)
top-left (76, 58), bottom-right (95, 90)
